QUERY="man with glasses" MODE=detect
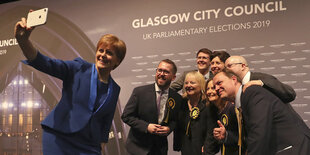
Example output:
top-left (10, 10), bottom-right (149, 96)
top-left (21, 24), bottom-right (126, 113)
top-left (122, 59), bottom-right (182, 155)
top-left (171, 48), bottom-right (213, 92)
top-left (225, 55), bottom-right (296, 103)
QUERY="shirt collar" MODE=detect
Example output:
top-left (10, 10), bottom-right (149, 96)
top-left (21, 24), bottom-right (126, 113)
top-left (242, 71), bottom-right (251, 84)
top-left (155, 83), bottom-right (169, 94)
top-left (198, 70), bottom-right (210, 80)
top-left (235, 85), bottom-right (243, 108)
top-left (204, 71), bottom-right (210, 79)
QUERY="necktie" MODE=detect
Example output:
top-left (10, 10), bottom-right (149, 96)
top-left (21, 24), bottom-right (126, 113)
top-left (235, 107), bottom-right (243, 155)
top-left (157, 91), bottom-right (163, 116)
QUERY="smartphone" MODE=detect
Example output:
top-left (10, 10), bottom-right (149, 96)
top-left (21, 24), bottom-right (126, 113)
top-left (27, 8), bottom-right (48, 28)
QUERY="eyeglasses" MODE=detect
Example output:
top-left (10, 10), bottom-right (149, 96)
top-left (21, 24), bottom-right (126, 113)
top-left (197, 56), bottom-right (210, 60)
top-left (156, 68), bottom-right (170, 75)
top-left (226, 63), bottom-right (243, 68)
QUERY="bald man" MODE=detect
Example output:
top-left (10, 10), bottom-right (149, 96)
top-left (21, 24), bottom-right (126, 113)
top-left (224, 56), bottom-right (296, 103)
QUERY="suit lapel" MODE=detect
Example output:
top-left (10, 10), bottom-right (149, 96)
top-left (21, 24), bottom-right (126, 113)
top-left (162, 89), bottom-right (178, 124)
top-left (148, 84), bottom-right (158, 122)
top-left (162, 90), bottom-right (171, 123)
top-left (94, 76), bottom-right (118, 114)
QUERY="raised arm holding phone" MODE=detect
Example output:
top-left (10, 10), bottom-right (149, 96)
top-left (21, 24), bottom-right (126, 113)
top-left (14, 9), bottom-right (126, 155)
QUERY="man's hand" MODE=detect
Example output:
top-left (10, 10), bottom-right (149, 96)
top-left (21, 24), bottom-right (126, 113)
top-left (213, 120), bottom-right (226, 141)
top-left (147, 123), bottom-right (161, 134)
top-left (243, 80), bottom-right (263, 92)
top-left (155, 126), bottom-right (170, 136)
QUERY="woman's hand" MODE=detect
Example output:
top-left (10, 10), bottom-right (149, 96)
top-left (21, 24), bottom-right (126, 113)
top-left (14, 17), bottom-right (34, 41)
top-left (14, 11), bottom-right (38, 61)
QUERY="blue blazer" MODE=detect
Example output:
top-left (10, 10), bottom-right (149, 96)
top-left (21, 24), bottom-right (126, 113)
top-left (23, 52), bottom-right (120, 142)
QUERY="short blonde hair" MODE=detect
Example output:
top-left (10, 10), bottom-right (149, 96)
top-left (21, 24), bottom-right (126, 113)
top-left (96, 34), bottom-right (126, 68)
top-left (182, 71), bottom-right (206, 100)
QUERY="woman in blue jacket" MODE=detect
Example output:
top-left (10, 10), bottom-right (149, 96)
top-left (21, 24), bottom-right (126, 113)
top-left (14, 16), bottom-right (126, 155)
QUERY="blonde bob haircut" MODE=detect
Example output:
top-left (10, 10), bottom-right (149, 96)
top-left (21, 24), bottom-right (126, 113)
top-left (182, 71), bottom-right (207, 101)
top-left (96, 34), bottom-right (126, 69)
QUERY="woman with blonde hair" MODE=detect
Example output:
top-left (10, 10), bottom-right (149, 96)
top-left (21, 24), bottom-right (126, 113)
top-left (174, 71), bottom-right (218, 155)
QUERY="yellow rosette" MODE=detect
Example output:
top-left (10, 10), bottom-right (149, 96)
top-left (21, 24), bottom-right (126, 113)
top-left (163, 98), bottom-right (176, 123)
top-left (221, 114), bottom-right (228, 126)
top-left (186, 107), bottom-right (200, 136)
top-left (190, 107), bottom-right (200, 119)
top-left (168, 98), bottom-right (175, 109)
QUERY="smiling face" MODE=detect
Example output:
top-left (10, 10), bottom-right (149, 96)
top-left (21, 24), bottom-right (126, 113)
top-left (211, 56), bottom-right (225, 75)
top-left (213, 72), bottom-right (238, 101)
top-left (224, 56), bottom-right (248, 79)
top-left (184, 74), bottom-right (201, 97)
top-left (206, 80), bottom-right (219, 102)
top-left (95, 43), bottom-right (120, 73)
top-left (155, 61), bottom-right (176, 90)
top-left (196, 52), bottom-right (211, 72)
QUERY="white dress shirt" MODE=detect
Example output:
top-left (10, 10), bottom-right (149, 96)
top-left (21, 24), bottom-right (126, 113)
top-left (242, 71), bottom-right (251, 85)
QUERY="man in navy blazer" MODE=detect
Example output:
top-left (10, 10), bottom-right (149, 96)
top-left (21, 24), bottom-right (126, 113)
top-left (122, 59), bottom-right (182, 155)
top-left (213, 71), bottom-right (310, 155)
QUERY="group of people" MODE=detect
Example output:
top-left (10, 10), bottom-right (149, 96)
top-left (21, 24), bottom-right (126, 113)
top-left (14, 13), bottom-right (309, 155)
top-left (122, 48), bottom-right (310, 155)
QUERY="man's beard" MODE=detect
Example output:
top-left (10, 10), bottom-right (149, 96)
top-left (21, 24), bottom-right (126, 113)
top-left (156, 80), bottom-right (171, 90)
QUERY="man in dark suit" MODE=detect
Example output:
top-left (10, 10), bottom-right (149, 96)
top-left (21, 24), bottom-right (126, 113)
top-left (170, 48), bottom-right (213, 92)
top-left (121, 59), bottom-right (182, 155)
top-left (225, 55), bottom-right (296, 103)
top-left (213, 55), bottom-right (297, 153)
top-left (213, 71), bottom-right (310, 155)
